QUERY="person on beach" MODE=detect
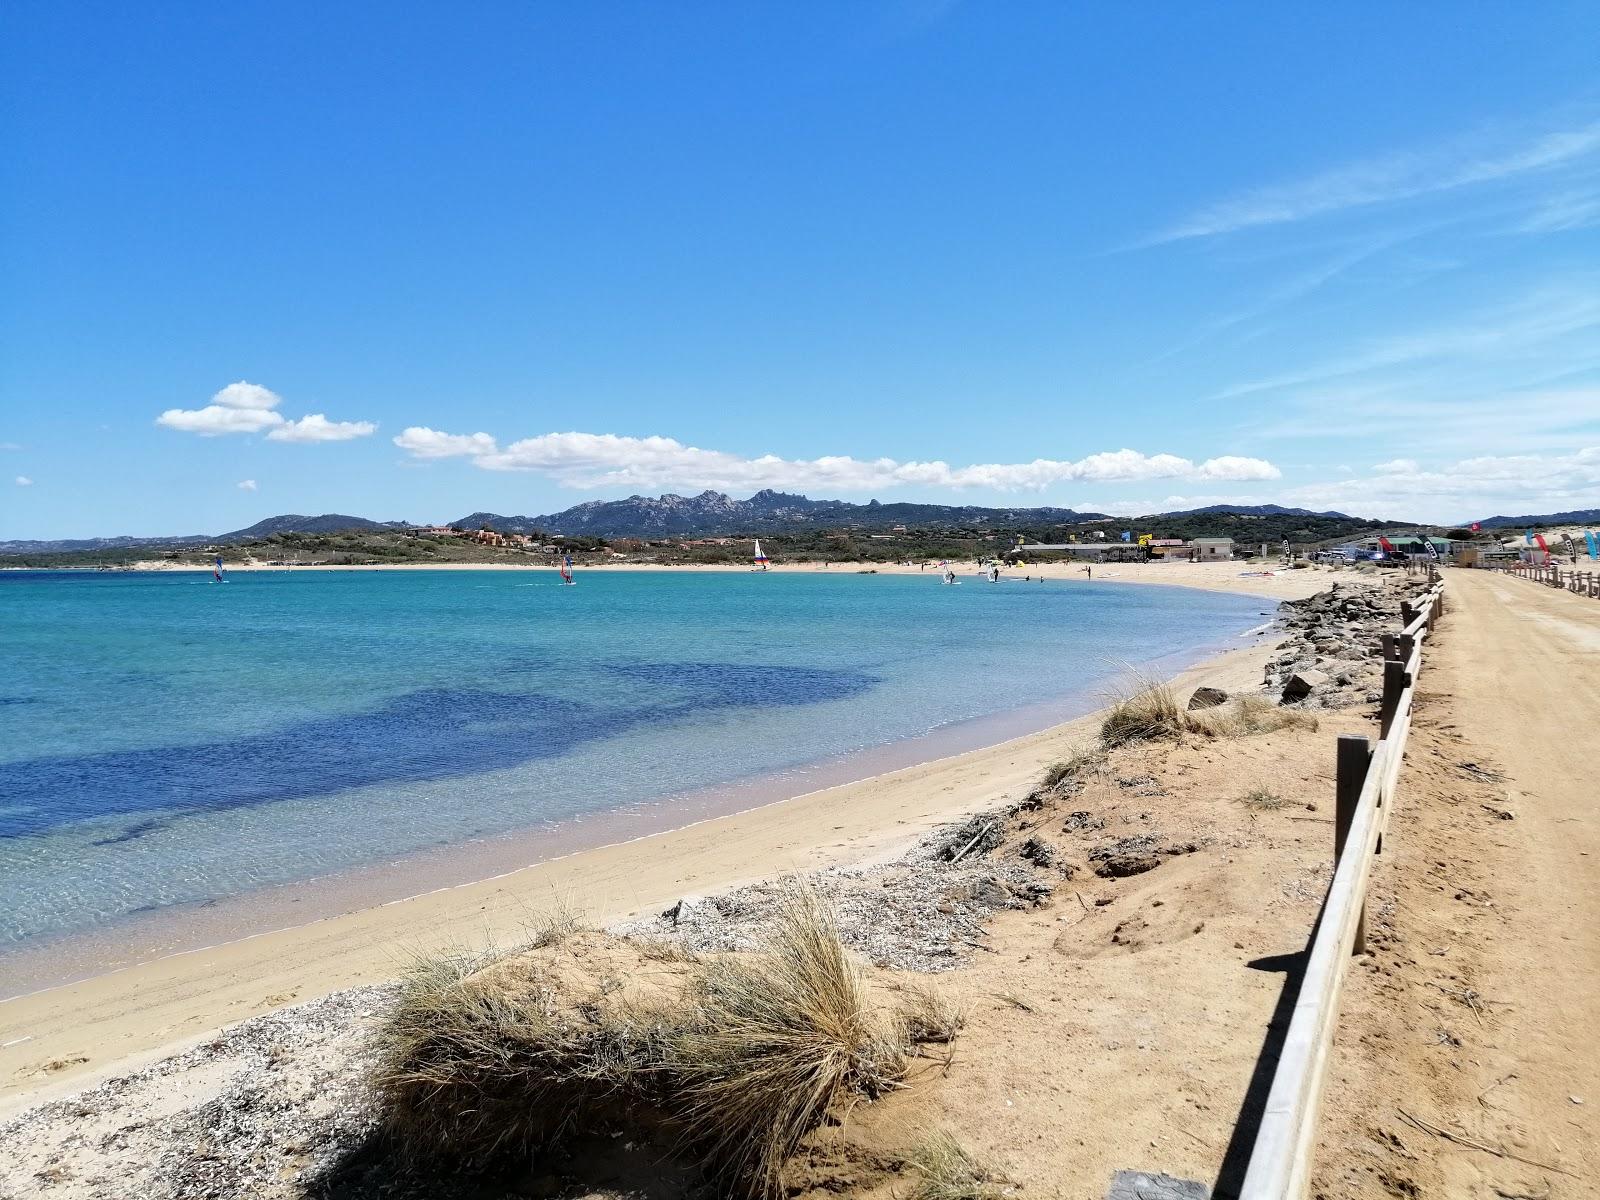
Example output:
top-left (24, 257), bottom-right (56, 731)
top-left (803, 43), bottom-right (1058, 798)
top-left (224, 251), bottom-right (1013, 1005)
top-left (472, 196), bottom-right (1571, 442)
top-left (1084, 564), bottom-right (1092, 581)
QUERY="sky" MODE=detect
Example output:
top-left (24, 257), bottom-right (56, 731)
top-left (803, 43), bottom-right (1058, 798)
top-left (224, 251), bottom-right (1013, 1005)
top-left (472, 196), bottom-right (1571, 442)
top-left (4, 1), bottom-right (1600, 539)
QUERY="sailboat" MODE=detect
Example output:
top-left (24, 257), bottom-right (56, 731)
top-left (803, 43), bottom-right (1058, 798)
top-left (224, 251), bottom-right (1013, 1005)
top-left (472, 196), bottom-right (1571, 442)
top-left (212, 555), bottom-right (226, 583)
top-left (559, 555), bottom-right (576, 586)
top-left (752, 539), bottom-right (769, 571)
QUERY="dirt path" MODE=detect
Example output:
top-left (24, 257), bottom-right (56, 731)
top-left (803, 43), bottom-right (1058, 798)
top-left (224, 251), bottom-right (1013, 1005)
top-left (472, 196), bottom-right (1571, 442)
top-left (1315, 570), bottom-right (1599, 1198)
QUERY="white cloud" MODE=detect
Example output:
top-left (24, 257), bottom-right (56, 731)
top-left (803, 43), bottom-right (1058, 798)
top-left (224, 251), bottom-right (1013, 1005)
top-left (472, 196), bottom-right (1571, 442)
top-left (158, 381), bottom-right (373, 442)
top-left (157, 404), bottom-right (285, 436)
top-left (0, 441), bottom-right (20, 451)
top-left (392, 427), bottom-right (499, 459)
top-left (211, 381), bottom-right (283, 411)
top-left (237, 479), bottom-right (258, 491)
top-left (265, 414), bottom-right (377, 443)
top-left (395, 426), bottom-right (1280, 493)
top-left (14, 475), bottom-right (32, 486)
top-left (1149, 117), bottom-right (1600, 243)
top-left (1288, 446), bottom-right (1600, 522)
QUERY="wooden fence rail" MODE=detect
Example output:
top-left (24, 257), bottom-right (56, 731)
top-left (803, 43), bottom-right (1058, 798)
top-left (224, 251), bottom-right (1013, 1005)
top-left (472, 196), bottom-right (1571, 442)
top-left (1235, 570), bottom-right (1445, 1200)
top-left (1499, 561), bottom-right (1600, 598)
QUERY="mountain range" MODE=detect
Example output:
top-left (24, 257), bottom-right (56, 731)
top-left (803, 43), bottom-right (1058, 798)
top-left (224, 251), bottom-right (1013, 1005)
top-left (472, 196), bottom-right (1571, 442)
top-left (1469, 508), bottom-right (1600, 529)
top-left (3, 493), bottom-right (1382, 553)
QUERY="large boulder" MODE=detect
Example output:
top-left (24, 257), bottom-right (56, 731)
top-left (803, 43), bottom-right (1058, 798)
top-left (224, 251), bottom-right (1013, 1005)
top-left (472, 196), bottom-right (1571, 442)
top-left (1281, 669), bottom-right (1329, 701)
top-left (1187, 685), bottom-right (1229, 710)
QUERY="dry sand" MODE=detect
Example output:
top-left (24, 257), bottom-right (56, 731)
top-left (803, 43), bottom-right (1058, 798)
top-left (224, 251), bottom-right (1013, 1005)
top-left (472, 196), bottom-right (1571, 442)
top-left (0, 565), bottom-right (1338, 1119)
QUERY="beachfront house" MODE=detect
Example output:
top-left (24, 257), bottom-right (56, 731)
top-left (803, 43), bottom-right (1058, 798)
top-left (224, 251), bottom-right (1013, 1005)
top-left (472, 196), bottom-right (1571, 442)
top-left (1190, 537), bottom-right (1234, 561)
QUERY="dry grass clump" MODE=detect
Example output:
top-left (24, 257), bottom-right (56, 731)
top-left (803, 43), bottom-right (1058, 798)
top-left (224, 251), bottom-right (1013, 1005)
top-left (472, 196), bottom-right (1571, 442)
top-left (372, 933), bottom-right (683, 1157)
top-left (898, 982), bottom-right (965, 1045)
top-left (1099, 678), bottom-right (1188, 747)
top-left (1039, 748), bottom-right (1106, 791)
top-left (1102, 679), bottom-right (1320, 748)
top-left (905, 1131), bottom-right (1007, 1200)
top-left (672, 886), bottom-right (906, 1197)
top-left (373, 888), bottom-right (905, 1198)
top-left (1192, 694), bottom-right (1320, 737)
top-left (1240, 786), bottom-right (1286, 812)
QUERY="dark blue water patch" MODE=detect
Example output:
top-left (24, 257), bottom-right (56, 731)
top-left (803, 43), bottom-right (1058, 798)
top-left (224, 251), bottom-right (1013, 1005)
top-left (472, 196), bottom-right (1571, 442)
top-left (0, 663), bottom-right (876, 839)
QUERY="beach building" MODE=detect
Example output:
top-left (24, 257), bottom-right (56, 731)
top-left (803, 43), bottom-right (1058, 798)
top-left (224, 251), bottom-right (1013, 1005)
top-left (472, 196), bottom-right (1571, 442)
top-left (1356, 535), bottom-right (1452, 558)
top-left (1189, 537), bottom-right (1234, 561)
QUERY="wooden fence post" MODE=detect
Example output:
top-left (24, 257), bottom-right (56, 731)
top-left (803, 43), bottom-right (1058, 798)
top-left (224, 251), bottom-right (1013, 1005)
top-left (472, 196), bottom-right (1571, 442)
top-left (1336, 735), bottom-right (1372, 953)
top-left (1381, 632), bottom-right (1396, 661)
top-left (1380, 660), bottom-right (1409, 738)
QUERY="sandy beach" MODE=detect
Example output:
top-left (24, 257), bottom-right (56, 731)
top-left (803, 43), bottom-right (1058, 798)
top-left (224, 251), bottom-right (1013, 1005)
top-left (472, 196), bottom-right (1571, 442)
top-left (123, 554), bottom-right (1342, 600)
top-left (0, 564), bottom-right (1336, 1117)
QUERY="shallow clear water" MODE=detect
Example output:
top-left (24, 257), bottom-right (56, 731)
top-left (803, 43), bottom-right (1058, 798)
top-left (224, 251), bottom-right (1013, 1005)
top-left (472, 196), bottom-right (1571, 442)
top-left (0, 569), bottom-right (1265, 948)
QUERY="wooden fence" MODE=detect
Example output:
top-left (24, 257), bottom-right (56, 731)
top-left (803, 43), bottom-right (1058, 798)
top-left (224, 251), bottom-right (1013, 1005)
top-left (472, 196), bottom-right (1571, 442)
top-left (1235, 570), bottom-right (1446, 1200)
top-left (1500, 561), bottom-right (1600, 598)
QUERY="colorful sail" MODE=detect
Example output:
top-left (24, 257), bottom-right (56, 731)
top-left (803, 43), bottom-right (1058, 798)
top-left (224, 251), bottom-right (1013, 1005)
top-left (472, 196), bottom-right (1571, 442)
top-left (212, 555), bottom-right (224, 582)
top-left (1586, 531), bottom-right (1598, 560)
top-left (559, 555), bottom-right (574, 584)
top-left (753, 539), bottom-right (769, 568)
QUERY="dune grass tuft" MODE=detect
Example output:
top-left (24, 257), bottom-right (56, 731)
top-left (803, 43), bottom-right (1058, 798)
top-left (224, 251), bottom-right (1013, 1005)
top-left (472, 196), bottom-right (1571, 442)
top-left (671, 884), bottom-right (906, 1197)
top-left (1239, 786), bottom-right (1286, 812)
top-left (1099, 677), bottom-right (1188, 747)
top-left (1039, 748), bottom-right (1107, 791)
top-left (372, 889), bottom-right (905, 1198)
top-left (905, 1131), bottom-right (1006, 1200)
top-left (1191, 694), bottom-right (1319, 737)
top-left (371, 938), bottom-right (679, 1159)
top-left (898, 982), bottom-right (965, 1045)
top-left (1101, 678), bottom-right (1320, 748)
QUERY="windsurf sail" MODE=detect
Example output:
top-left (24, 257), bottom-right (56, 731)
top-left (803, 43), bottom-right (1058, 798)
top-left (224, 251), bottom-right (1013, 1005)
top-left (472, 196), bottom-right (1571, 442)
top-left (753, 539), bottom-right (769, 569)
top-left (212, 555), bottom-right (224, 582)
top-left (559, 555), bottom-right (574, 584)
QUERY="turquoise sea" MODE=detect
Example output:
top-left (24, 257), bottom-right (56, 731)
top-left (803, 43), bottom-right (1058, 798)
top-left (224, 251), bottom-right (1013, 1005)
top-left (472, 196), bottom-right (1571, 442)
top-left (0, 568), bottom-right (1266, 959)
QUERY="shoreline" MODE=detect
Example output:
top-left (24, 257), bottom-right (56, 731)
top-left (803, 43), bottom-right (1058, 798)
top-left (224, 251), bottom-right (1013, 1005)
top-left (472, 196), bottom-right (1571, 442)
top-left (0, 626), bottom-right (1266, 1000)
top-left (0, 565), bottom-right (1336, 1116)
top-left (11, 556), bottom-right (1347, 601)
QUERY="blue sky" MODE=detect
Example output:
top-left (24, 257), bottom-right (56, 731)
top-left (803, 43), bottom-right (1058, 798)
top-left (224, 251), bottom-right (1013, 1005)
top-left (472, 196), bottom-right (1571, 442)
top-left (4, 1), bottom-right (1599, 538)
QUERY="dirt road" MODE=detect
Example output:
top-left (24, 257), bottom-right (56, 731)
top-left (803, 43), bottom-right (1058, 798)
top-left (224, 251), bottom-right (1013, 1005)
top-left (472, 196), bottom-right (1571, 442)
top-left (1316, 569), bottom-right (1599, 1197)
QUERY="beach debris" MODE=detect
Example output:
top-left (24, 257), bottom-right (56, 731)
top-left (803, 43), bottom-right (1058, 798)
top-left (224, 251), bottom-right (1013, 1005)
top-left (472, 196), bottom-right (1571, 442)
top-left (1089, 834), bottom-right (1163, 879)
top-left (1104, 1168), bottom-right (1209, 1198)
top-left (665, 894), bottom-right (707, 926)
top-left (1187, 685), bottom-right (1229, 710)
top-left (1018, 835), bottom-right (1056, 867)
top-left (939, 815), bottom-right (1005, 863)
top-left (1063, 810), bottom-right (1106, 833)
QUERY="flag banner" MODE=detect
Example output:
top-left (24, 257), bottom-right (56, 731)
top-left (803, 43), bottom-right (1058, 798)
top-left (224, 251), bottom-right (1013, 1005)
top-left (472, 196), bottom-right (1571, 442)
top-left (1378, 535), bottom-right (1395, 553)
top-left (1120, 531), bottom-right (1131, 542)
top-left (1525, 529), bottom-right (1534, 545)
top-left (1586, 531), bottom-right (1598, 559)
top-left (1471, 521), bottom-right (1481, 532)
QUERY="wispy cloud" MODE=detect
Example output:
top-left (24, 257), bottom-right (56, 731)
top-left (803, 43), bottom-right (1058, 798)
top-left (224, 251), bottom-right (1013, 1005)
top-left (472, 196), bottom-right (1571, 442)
top-left (1517, 188), bottom-right (1600, 233)
top-left (1217, 286), bottom-right (1600, 403)
top-left (392, 426), bottom-right (1281, 493)
top-left (15, 476), bottom-right (33, 487)
top-left (157, 382), bottom-right (376, 442)
top-left (237, 479), bottom-right (258, 491)
top-left (1147, 117), bottom-right (1600, 244)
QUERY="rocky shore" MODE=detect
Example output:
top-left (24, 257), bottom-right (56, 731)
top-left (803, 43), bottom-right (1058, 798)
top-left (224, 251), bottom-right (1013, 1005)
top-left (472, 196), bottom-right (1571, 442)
top-left (1263, 574), bottom-right (1432, 709)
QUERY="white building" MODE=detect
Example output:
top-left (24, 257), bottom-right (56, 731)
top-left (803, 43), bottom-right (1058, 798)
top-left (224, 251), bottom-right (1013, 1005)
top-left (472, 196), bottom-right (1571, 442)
top-left (1190, 537), bottom-right (1234, 561)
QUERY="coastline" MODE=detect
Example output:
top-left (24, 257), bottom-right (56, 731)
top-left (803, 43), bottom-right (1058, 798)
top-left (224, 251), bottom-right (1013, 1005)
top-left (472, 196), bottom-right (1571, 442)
top-left (0, 566), bottom-right (1335, 1115)
top-left (60, 556), bottom-right (1340, 601)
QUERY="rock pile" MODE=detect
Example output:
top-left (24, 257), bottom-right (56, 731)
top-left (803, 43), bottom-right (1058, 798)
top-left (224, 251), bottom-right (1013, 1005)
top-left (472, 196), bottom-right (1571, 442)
top-left (1264, 579), bottom-right (1432, 709)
